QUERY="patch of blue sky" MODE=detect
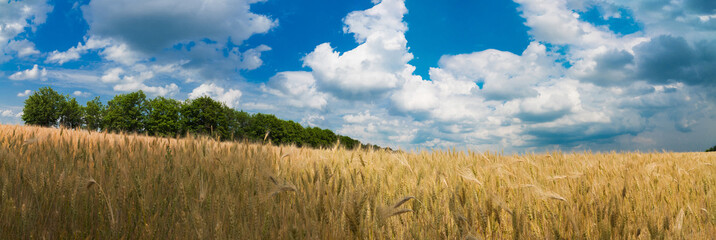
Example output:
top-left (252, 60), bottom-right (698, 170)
top-left (28, 0), bottom-right (89, 53)
top-left (241, 0), bottom-right (373, 83)
top-left (578, 6), bottom-right (641, 36)
top-left (404, 0), bottom-right (531, 81)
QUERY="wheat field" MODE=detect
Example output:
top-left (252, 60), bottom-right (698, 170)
top-left (0, 124), bottom-right (714, 239)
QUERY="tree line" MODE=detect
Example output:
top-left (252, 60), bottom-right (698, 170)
top-left (21, 87), bottom-right (380, 150)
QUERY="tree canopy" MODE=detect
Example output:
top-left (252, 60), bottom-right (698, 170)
top-left (22, 87), bottom-right (64, 127)
top-left (103, 91), bottom-right (148, 133)
top-left (20, 87), bottom-right (379, 150)
top-left (707, 145), bottom-right (716, 152)
top-left (84, 97), bottom-right (104, 131)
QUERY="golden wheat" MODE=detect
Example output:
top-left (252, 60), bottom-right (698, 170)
top-left (0, 124), bottom-right (714, 239)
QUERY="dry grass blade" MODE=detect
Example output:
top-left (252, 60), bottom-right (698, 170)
top-left (512, 184), bottom-right (567, 202)
top-left (23, 137), bottom-right (39, 145)
top-left (269, 184), bottom-right (297, 197)
top-left (674, 208), bottom-right (684, 231)
top-left (458, 168), bottom-right (483, 186)
top-left (388, 209), bottom-right (413, 217)
top-left (392, 196), bottom-right (415, 209)
top-left (378, 196), bottom-right (416, 223)
top-left (86, 178), bottom-right (97, 189)
top-left (545, 193), bottom-right (567, 202)
top-left (86, 177), bottom-right (115, 226)
top-left (548, 175), bottom-right (568, 180)
top-left (268, 176), bottom-right (297, 197)
top-left (465, 234), bottom-right (482, 240)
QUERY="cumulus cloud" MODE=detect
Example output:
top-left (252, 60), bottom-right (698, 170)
top-left (0, 0), bottom-right (51, 62)
top-left (189, 83), bottom-right (242, 108)
top-left (39, 0), bottom-right (278, 100)
top-left (73, 91), bottom-right (91, 97)
top-left (17, 90), bottom-right (32, 97)
top-left (9, 64), bottom-right (47, 81)
top-left (0, 109), bottom-right (22, 118)
top-left (371, 0), bottom-right (715, 150)
top-left (100, 67), bottom-right (124, 83)
top-left (1, 110), bottom-right (14, 117)
top-left (338, 110), bottom-right (421, 147)
top-left (172, 42), bottom-right (272, 80)
top-left (263, 71), bottom-right (328, 109)
top-left (6, 40), bottom-right (40, 57)
top-left (82, 0), bottom-right (276, 53)
top-left (112, 71), bottom-right (180, 97)
top-left (45, 37), bottom-right (143, 65)
top-left (633, 36), bottom-right (716, 85)
top-left (302, 0), bottom-right (416, 100)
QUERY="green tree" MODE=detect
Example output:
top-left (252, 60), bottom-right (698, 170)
top-left (247, 113), bottom-right (280, 143)
top-left (104, 91), bottom-right (148, 133)
top-left (707, 145), bottom-right (716, 152)
top-left (305, 127), bottom-right (337, 148)
top-left (339, 135), bottom-right (361, 149)
top-left (58, 95), bottom-right (83, 129)
top-left (181, 96), bottom-right (230, 139)
top-left (21, 87), bottom-right (64, 127)
top-left (84, 97), bottom-right (104, 131)
top-left (283, 120), bottom-right (307, 146)
top-left (21, 86), bottom-right (380, 150)
top-left (145, 96), bottom-right (182, 137)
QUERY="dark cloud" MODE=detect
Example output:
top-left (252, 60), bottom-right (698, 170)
top-left (684, 0), bottom-right (716, 14)
top-left (596, 49), bottom-right (634, 70)
top-left (634, 35), bottom-right (695, 83)
top-left (581, 49), bottom-right (635, 86)
top-left (523, 118), bottom-right (645, 146)
top-left (634, 35), bottom-right (716, 85)
top-left (515, 108), bottom-right (571, 123)
top-left (82, 0), bottom-right (275, 53)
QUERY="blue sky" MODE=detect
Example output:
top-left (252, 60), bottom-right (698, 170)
top-left (1, 0), bottom-right (715, 152)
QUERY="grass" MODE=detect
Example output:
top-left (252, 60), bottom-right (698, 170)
top-left (0, 124), bottom-right (714, 239)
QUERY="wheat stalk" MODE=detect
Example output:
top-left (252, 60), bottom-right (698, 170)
top-left (86, 178), bottom-right (116, 226)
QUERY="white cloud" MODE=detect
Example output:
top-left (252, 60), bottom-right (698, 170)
top-left (45, 49), bottom-right (81, 64)
top-left (188, 83), bottom-right (242, 108)
top-left (46, 37), bottom-right (144, 65)
top-left (338, 110), bottom-right (421, 148)
top-left (0, 0), bottom-right (51, 63)
top-left (46, 37), bottom-right (112, 64)
top-left (112, 71), bottom-right (180, 97)
top-left (6, 40), bottom-right (40, 57)
top-left (9, 64), bottom-right (47, 81)
top-left (302, 0), bottom-right (416, 100)
top-left (241, 102), bottom-right (277, 111)
top-left (0, 109), bottom-right (22, 118)
top-left (263, 71), bottom-right (328, 110)
top-left (1, 110), bottom-right (14, 117)
top-left (0, 0), bottom-right (52, 43)
top-left (301, 114), bottom-right (325, 127)
top-left (73, 91), bottom-right (91, 97)
top-left (100, 41), bottom-right (143, 66)
top-left (100, 67), bottom-right (124, 83)
top-left (42, 0), bottom-right (277, 89)
top-left (17, 90), bottom-right (32, 97)
top-left (113, 81), bottom-right (180, 97)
